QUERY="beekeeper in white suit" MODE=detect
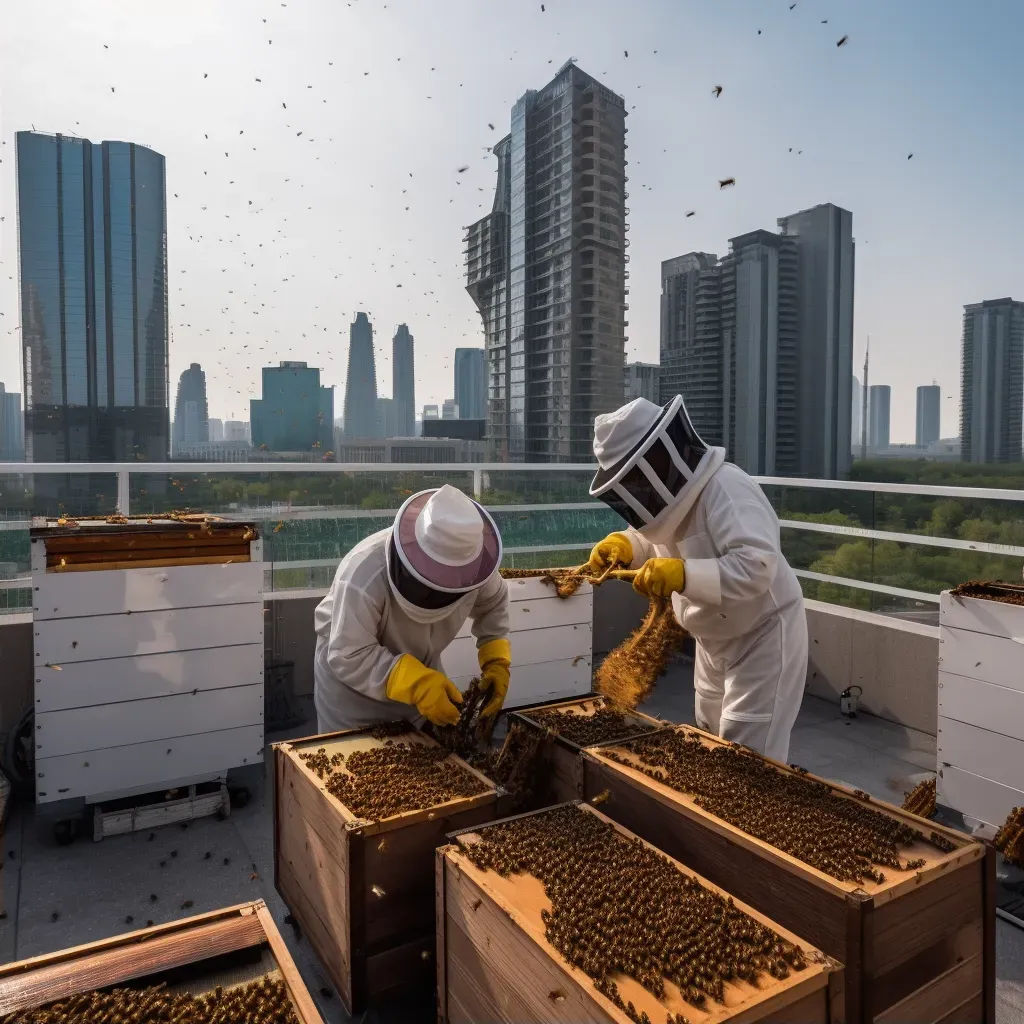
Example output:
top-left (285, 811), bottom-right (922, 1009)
top-left (313, 485), bottom-right (511, 732)
top-left (586, 395), bottom-right (808, 762)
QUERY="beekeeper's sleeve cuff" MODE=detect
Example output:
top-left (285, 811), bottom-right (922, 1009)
top-left (682, 558), bottom-right (722, 605)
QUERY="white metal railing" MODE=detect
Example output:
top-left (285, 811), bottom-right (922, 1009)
top-left (1, 461), bottom-right (1023, 611)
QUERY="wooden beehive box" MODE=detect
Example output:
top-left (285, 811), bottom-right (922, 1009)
top-left (508, 694), bottom-right (664, 806)
top-left (583, 725), bottom-right (996, 1024)
top-left (938, 587), bottom-right (1024, 829)
top-left (274, 726), bottom-right (500, 1015)
top-left (436, 803), bottom-right (845, 1024)
top-left (442, 575), bottom-right (594, 706)
top-left (0, 901), bottom-right (321, 1023)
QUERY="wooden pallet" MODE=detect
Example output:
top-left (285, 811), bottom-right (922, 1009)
top-left (91, 781), bottom-right (231, 841)
top-left (436, 802), bottom-right (845, 1024)
top-left (0, 901), bottom-right (321, 1022)
top-left (509, 694), bottom-right (665, 806)
top-left (582, 725), bottom-right (996, 1024)
top-left (273, 726), bottom-right (500, 1015)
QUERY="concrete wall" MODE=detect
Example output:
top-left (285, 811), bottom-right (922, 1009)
top-left (0, 591), bottom-right (943, 751)
top-left (804, 599), bottom-right (939, 736)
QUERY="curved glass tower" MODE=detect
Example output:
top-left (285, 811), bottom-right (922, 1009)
top-left (17, 131), bottom-right (169, 465)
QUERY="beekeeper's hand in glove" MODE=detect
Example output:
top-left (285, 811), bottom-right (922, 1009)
top-left (587, 531), bottom-right (634, 573)
top-left (385, 654), bottom-right (463, 727)
top-left (477, 638), bottom-right (511, 718)
top-left (633, 558), bottom-right (686, 600)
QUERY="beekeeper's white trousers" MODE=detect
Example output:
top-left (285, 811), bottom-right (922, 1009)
top-left (692, 605), bottom-right (808, 764)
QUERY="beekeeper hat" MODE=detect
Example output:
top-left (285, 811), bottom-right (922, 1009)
top-left (391, 484), bottom-right (502, 594)
top-left (590, 395), bottom-right (718, 532)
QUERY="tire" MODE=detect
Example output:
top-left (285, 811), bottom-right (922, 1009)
top-left (2, 709), bottom-right (34, 794)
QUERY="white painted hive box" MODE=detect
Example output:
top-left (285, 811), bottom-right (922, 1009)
top-left (30, 520), bottom-right (265, 805)
top-left (937, 589), bottom-right (1024, 828)
top-left (442, 575), bottom-right (592, 707)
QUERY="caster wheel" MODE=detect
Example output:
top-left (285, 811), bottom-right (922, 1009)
top-left (53, 820), bottom-right (76, 846)
top-left (229, 786), bottom-right (251, 810)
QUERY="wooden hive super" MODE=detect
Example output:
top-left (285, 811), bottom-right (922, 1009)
top-left (436, 803), bottom-right (845, 1024)
top-left (582, 725), bottom-right (996, 1024)
top-left (508, 694), bottom-right (664, 806)
top-left (273, 725), bottom-right (500, 1014)
top-left (0, 901), bottom-right (321, 1023)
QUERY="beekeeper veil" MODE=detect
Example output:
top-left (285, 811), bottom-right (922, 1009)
top-left (589, 396), bottom-right (726, 545)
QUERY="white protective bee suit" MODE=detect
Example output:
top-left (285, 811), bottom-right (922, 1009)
top-left (589, 396), bottom-right (808, 763)
top-left (313, 487), bottom-right (510, 733)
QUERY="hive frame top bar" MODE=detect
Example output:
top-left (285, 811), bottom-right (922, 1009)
top-left (510, 694), bottom-right (668, 754)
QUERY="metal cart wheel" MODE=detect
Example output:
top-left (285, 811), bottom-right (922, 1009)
top-left (2, 708), bottom-right (34, 794)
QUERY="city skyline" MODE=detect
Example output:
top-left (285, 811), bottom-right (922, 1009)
top-left (7, 2), bottom-right (1021, 443)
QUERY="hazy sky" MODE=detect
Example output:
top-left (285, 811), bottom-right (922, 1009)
top-left (2, 0), bottom-right (1023, 442)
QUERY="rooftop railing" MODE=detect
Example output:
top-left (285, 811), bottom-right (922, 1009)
top-left (2, 462), bottom-right (1023, 622)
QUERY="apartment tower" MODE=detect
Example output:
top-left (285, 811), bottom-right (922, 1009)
top-left (465, 61), bottom-right (628, 461)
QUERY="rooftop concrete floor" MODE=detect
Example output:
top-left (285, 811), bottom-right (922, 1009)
top-left (2, 663), bottom-right (1022, 1024)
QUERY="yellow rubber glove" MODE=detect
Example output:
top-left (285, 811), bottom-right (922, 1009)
top-left (587, 531), bottom-right (634, 573)
top-left (633, 557), bottom-right (686, 600)
top-left (385, 654), bottom-right (463, 727)
top-left (477, 638), bottom-right (512, 718)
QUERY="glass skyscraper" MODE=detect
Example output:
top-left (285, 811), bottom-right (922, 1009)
top-left (16, 131), bottom-right (169, 464)
top-left (454, 347), bottom-right (487, 420)
top-left (343, 312), bottom-right (378, 439)
top-left (172, 362), bottom-right (210, 453)
top-left (250, 362), bottom-right (334, 454)
top-left (392, 324), bottom-right (415, 437)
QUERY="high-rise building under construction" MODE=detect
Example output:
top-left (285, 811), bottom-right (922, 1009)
top-left (464, 61), bottom-right (628, 461)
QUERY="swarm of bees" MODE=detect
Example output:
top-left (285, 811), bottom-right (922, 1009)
top-left (605, 731), bottom-right (949, 883)
top-left (298, 733), bottom-right (488, 821)
top-left (3, 977), bottom-right (298, 1023)
top-left (527, 704), bottom-right (656, 748)
top-left (464, 805), bottom-right (807, 1023)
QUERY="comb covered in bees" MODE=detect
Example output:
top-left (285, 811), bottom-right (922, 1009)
top-left (602, 729), bottom-right (951, 884)
top-left (438, 803), bottom-right (843, 1024)
top-left (0, 903), bottom-right (320, 1024)
top-left (581, 725), bottom-right (993, 1023)
top-left (274, 724), bottom-right (500, 1013)
top-left (510, 695), bottom-right (664, 807)
top-left (1, 977), bottom-right (298, 1024)
top-left (296, 724), bottom-right (489, 822)
top-left (524, 698), bottom-right (660, 748)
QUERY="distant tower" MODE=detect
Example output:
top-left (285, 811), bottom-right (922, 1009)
top-left (454, 348), bottom-right (486, 420)
top-left (464, 62), bottom-right (627, 462)
top-left (344, 312), bottom-right (378, 438)
top-left (392, 324), bottom-right (415, 436)
top-left (868, 384), bottom-right (891, 450)
top-left (861, 338), bottom-right (869, 460)
top-left (172, 363), bottom-right (210, 453)
top-left (915, 384), bottom-right (941, 447)
top-left (961, 298), bottom-right (1024, 463)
